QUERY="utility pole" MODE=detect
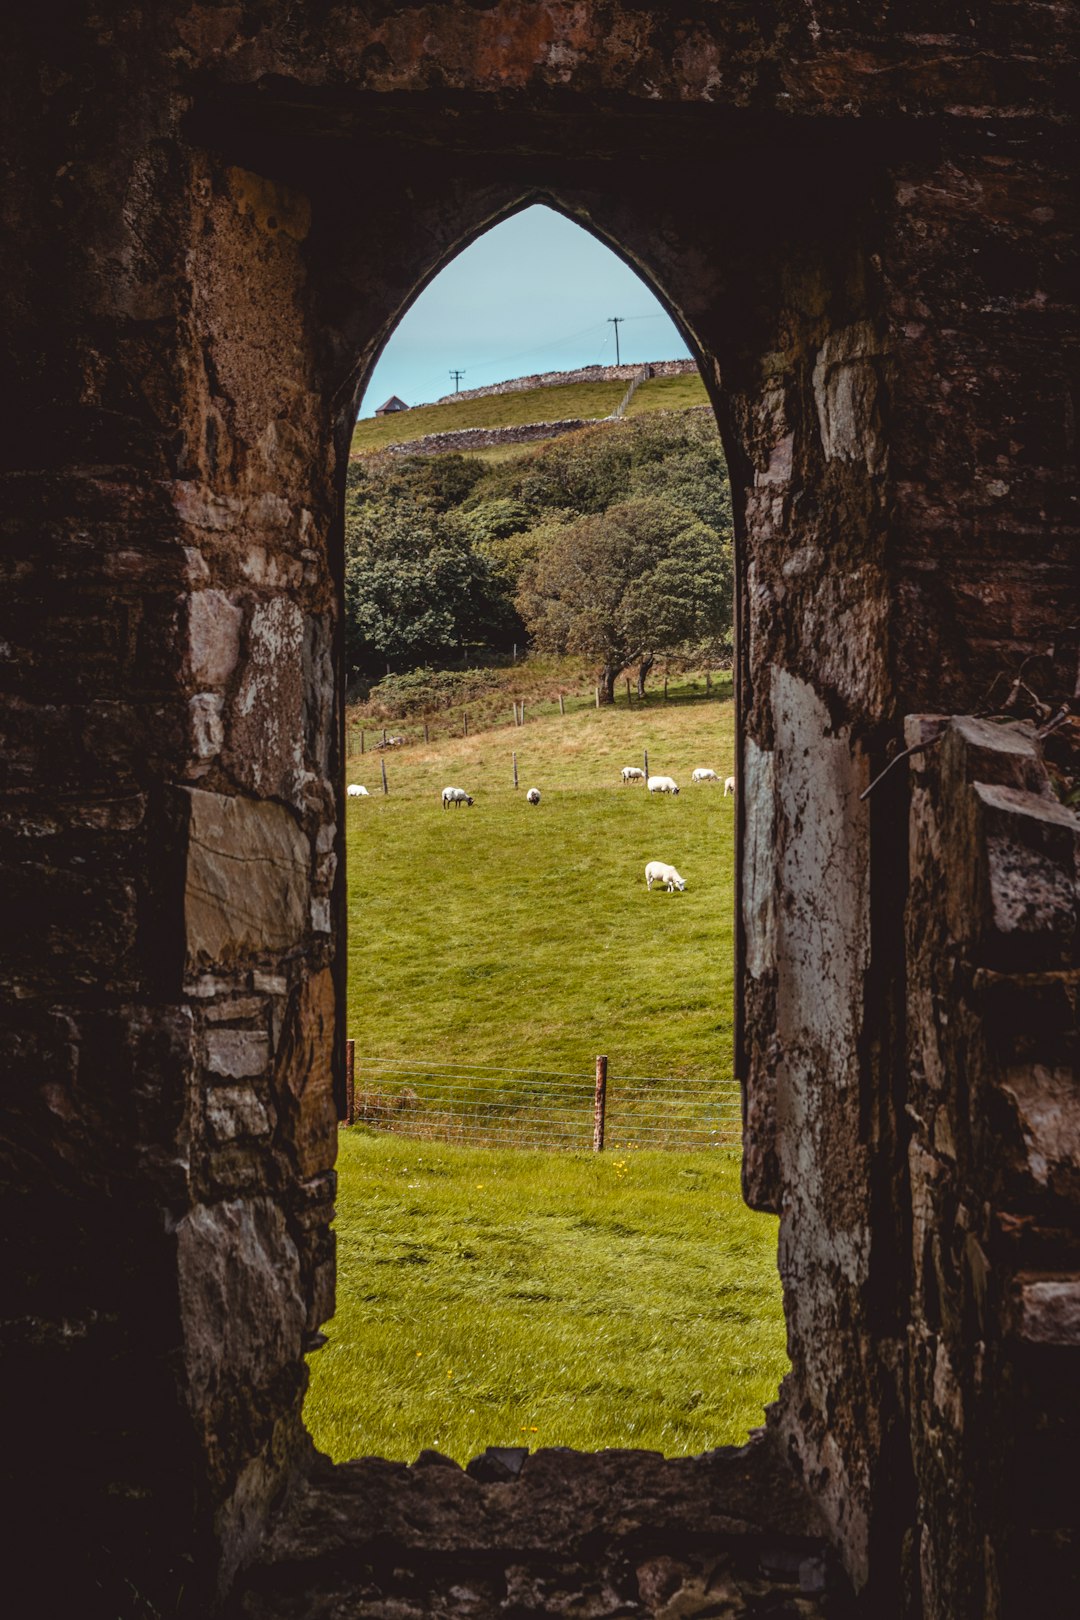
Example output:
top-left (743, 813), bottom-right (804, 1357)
top-left (449, 368), bottom-right (466, 393)
top-left (607, 317), bottom-right (624, 366)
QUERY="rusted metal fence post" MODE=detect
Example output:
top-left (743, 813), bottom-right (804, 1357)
top-left (381, 757), bottom-right (388, 794)
top-left (345, 1039), bottom-right (356, 1126)
top-left (593, 1055), bottom-right (607, 1152)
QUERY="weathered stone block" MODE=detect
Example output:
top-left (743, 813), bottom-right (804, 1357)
top-left (181, 788), bottom-right (309, 969)
top-left (974, 782), bottom-right (1079, 968)
top-left (205, 1085), bottom-right (272, 1143)
top-left (274, 967), bottom-right (337, 1178)
top-left (1014, 1276), bottom-right (1080, 1346)
top-left (176, 1197), bottom-right (305, 1410)
top-left (188, 590), bottom-right (242, 687)
top-left (225, 597), bottom-right (305, 802)
top-left (206, 1028), bottom-right (270, 1079)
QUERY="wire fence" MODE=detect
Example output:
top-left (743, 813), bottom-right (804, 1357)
top-left (343, 1049), bottom-right (742, 1151)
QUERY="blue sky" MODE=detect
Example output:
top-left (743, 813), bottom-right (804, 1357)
top-left (359, 203), bottom-right (693, 416)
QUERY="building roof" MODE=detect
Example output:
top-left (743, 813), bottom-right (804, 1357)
top-left (374, 395), bottom-right (409, 414)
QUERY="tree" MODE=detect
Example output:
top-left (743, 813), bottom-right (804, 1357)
top-left (515, 495), bottom-right (732, 702)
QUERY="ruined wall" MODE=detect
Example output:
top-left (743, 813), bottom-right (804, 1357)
top-left (905, 717), bottom-right (1080, 1618)
top-left (2, 5), bottom-right (1077, 1617)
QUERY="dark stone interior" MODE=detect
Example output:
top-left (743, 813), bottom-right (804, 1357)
top-left (2, 7), bottom-right (1077, 1616)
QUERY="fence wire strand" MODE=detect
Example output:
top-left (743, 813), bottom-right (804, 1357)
top-left (347, 1054), bottom-right (742, 1150)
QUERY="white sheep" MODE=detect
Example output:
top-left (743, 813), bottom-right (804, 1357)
top-left (724, 776), bottom-right (735, 796)
top-left (621, 766), bottom-right (645, 784)
top-left (647, 775), bottom-right (679, 796)
top-left (692, 768), bottom-right (719, 784)
top-left (645, 860), bottom-right (686, 892)
top-left (526, 788), bottom-right (541, 805)
top-left (441, 786), bottom-right (474, 809)
top-left (346, 784), bottom-right (369, 797)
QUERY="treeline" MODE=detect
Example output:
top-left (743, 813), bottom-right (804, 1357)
top-left (344, 411), bottom-right (733, 703)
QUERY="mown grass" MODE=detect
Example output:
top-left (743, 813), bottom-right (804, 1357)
top-left (343, 683), bottom-right (736, 1076)
top-left (305, 1133), bottom-right (787, 1464)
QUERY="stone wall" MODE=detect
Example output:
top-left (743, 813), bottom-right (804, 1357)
top-left (2, 5), bottom-right (1077, 1617)
top-left (905, 716), bottom-right (1080, 1618)
top-left (377, 416), bottom-right (595, 456)
top-left (435, 359), bottom-right (697, 404)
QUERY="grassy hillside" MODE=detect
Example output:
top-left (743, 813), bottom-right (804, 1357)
top-left (343, 687), bottom-right (736, 1078)
top-left (306, 1135), bottom-right (786, 1464)
top-left (352, 370), bottom-right (710, 455)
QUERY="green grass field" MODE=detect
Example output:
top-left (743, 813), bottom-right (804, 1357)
top-left (306, 1134), bottom-right (787, 1464)
top-left (305, 684), bottom-right (787, 1466)
top-left (351, 371), bottom-right (710, 455)
top-left (343, 684), bottom-right (736, 1075)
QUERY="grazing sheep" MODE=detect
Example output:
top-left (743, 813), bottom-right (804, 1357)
top-left (647, 775), bottom-right (680, 796)
top-left (692, 768), bottom-right (719, 784)
top-left (441, 786), bottom-right (474, 809)
top-left (645, 860), bottom-right (686, 892)
top-left (621, 766), bottom-right (645, 784)
top-left (346, 784), bottom-right (369, 797)
top-left (526, 787), bottom-right (541, 805)
top-left (724, 776), bottom-right (735, 796)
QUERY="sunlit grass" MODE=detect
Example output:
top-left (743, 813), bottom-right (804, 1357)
top-left (343, 685), bottom-right (736, 1077)
top-left (308, 684), bottom-right (787, 1468)
top-left (306, 1134), bottom-right (787, 1464)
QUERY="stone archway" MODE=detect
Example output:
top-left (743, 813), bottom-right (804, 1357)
top-left (3, 10), bottom-right (1075, 1619)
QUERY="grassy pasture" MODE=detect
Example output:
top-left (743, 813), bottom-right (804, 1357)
top-left (305, 1133), bottom-right (787, 1464)
top-left (343, 685), bottom-right (737, 1076)
top-left (305, 686), bottom-right (788, 1468)
top-left (351, 370), bottom-right (710, 455)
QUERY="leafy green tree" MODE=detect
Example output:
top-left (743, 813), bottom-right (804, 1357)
top-left (515, 495), bottom-right (731, 702)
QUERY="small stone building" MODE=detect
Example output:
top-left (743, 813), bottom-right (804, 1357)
top-left (374, 394), bottom-right (409, 415)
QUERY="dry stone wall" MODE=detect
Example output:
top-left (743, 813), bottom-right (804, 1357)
top-left (436, 359), bottom-right (697, 404)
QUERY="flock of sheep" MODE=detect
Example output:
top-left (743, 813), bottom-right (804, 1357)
top-left (346, 765), bottom-right (734, 897)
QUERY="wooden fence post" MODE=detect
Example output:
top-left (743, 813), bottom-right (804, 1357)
top-left (424, 719), bottom-right (429, 744)
top-left (644, 748), bottom-right (649, 781)
top-left (519, 701), bottom-right (525, 726)
top-left (383, 727), bottom-right (387, 745)
top-left (463, 710), bottom-right (468, 738)
top-left (706, 668), bottom-right (712, 695)
top-left (360, 728), bottom-right (365, 753)
top-left (513, 751), bottom-right (518, 789)
top-left (345, 1039), bottom-right (356, 1126)
top-left (559, 693), bottom-right (565, 716)
top-left (381, 757), bottom-right (388, 795)
top-left (593, 1055), bottom-right (608, 1152)
top-left (626, 678), bottom-right (631, 705)
top-left (663, 676), bottom-right (668, 701)
top-left (595, 686), bottom-right (600, 709)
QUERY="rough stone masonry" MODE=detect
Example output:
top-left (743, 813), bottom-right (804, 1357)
top-left (1, 6), bottom-right (1077, 1618)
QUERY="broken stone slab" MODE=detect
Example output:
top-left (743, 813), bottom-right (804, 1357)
top-left (974, 782), bottom-right (1079, 969)
top-left (180, 787), bottom-right (310, 970)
